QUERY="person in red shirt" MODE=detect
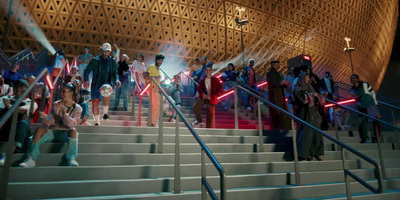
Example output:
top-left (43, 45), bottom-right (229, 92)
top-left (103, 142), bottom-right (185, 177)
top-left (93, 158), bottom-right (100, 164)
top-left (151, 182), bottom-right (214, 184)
top-left (192, 66), bottom-right (223, 128)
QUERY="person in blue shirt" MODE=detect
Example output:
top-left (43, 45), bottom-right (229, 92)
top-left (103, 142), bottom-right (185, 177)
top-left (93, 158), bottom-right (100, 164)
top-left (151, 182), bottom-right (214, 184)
top-left (221, 63), bottom-right (238, 109)
top-left (3, 61), bottom-right (23, 86)
top-left (193, 49), bottom-right (215, 84)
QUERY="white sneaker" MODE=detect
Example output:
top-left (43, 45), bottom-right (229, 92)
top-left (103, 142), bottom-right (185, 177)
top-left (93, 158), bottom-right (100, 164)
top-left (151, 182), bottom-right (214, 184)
top-left (192, 120), bottom-right (203, 126)
top-left (67, 158), bottom-right (79, 167)
top-left (0, 153), bottom-right (5, 167)
top-left (247, 106), bottom-right (253, 110)
top-left (19, 157), bottom-right (36, 167)
top-left (169, 118), bottom-right (176, 122)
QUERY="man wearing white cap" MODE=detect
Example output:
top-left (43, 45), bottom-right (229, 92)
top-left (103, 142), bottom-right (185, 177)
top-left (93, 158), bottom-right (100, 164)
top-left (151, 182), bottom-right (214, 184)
top-left (113, 54), bottom-right (130, 111)
top-left (84, 43), bottom-right (121, 125)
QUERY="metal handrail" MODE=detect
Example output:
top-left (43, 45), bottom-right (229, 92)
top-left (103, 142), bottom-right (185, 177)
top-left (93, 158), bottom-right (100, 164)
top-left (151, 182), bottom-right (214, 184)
top-left (129, 72), bottom-right (141, 117)
top-left (138, 77), bottom-right (226, 199)
top-left (0, 68), bottom-right (51, 199)
top-left (233, 85), bottom-right (383, 197)
top-left (378, 100), bottom-right (400, 111)
top-left (325, 98), bottom-right (400, 178)
top-left (334, 83), bottom-right (400, 133)
top-left (130, 71), bottom-right (142, 92)
top-left (158, 67), bottom-right (172, 81)
top-left (336, 82), bottom-right (400, 105)
top-left (179, 70), bottom-right (198, 85)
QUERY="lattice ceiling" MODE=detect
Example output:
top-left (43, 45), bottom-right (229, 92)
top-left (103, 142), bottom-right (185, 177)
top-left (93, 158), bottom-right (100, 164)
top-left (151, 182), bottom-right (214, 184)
top-left (0, 0), bottom-right (398, 89)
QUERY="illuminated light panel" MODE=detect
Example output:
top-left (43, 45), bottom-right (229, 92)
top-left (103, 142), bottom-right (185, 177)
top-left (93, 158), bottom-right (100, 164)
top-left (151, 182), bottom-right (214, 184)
top-left (303, 55), bottom-right (311, 60)
top-left (66, 63), bottom-right (70, 74)
top-left (140, 84), bottom-right (150, 96)
top-left (46, 74), bottom-right (54, 90)
top-left (257, 82), bottom-right (268, 87)
top-left (324, 99), bottom-right (356, 108)
top-left (217, 90), bottom-right (235, 100)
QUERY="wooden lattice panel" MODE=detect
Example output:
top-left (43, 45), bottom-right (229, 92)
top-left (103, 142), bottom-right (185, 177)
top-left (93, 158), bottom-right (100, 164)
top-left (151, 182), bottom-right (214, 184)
top-left (0, 0), bottom-right (398, 89)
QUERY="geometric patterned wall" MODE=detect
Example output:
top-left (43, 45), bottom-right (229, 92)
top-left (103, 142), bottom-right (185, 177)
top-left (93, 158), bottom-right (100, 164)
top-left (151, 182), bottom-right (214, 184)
top-left (0, 0), bottom-right (398, 89)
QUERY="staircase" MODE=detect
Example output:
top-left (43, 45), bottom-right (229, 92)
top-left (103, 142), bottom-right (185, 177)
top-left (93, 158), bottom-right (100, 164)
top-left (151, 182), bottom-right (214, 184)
top-left (2, 93), bottom-right (400, 199)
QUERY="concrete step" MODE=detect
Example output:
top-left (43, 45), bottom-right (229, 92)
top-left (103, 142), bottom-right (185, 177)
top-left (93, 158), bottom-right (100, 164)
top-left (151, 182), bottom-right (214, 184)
top-left (67, 125), bottom-right (396, 138)
top-left (8, 150), bottom-right (400, 167)
top-left (7, 169), bottom-right (400, 199)
top-left (76, 133), bottom-right (368, 145)
top-left (6, 159), bottom-right (400, 182)
top-left (4, 142), bottom-right (393, 154)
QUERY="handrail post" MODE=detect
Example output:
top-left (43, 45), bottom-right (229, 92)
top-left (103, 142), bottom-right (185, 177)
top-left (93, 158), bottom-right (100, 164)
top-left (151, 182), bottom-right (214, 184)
top-left (132, 84), bottom-right (136, 117)
top-left (158, 91), bottom-right (163, 153)
top-left (128, 78), bottom-right (131, 104)
top-left (138, 95), bottom-right (142, 126)
top-left (234, 88), bottom-right (239, 129)
top-left (187, 76), bottom-right (191, 106)
top-left (174, 114), bottom-right (181, 193)
top-left (291, 115), bottom-right (301, 186)
top-left (342, 149), bottom-right (352, 199)
top-left (375, 123), bottom-right (386, 179)
top-left (333, 106), bottom-right (341, 141)
top-left (257, 101), bottom-right (264, 152)
top-left (333, 108), bottom-right (352, 198)
top-left (0, 109), bottom-right (19, 199)
top-left (201, 149), bottom-right (206, 200)
top-left (148, 85), bottom-right (153, 127)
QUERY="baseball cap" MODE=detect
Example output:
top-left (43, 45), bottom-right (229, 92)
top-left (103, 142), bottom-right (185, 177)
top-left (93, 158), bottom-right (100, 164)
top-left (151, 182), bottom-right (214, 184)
top-left (121, 54), bottom-right (129, 60)
top-left (101, 43), bottom-right (112, 51)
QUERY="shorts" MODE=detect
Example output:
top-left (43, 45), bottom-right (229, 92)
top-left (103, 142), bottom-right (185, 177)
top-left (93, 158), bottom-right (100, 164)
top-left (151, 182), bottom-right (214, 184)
top-left (46, 129), bottom-right (70, 143)
top-left (91, 88), bottom-right (102, 100)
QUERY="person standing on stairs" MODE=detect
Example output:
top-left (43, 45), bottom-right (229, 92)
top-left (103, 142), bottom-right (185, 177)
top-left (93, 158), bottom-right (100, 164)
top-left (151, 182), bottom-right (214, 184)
top-left (192, 65), bottom-right (223, 128)
top-left (307, 66), bottom-right (329, 131)
top-left (221, 63), bottom-right (238, 109)
top-left (19, 83), bottom-right (82, 167)
top-left (193, 49), bottom-right (216, 85)
top-left (77, 46), bottom-right (94, 83)
top-left (130, 54), bottom-right (146, 91)
top-left (240, 59), bottom-right (258, 110)
top-left (144, 54), bottom-right (165, 127)
top-left (350, 74), bottom-right (382, 143)
top-left (293, 72), bottom-right (324, 161)
top-left (113, 54), bottom-right (130, 111)
top-left (284, 66), bottom-right (295, 114)
top-left (189, 58), bottom-right (202, 96)
top-left (83, 43), bottom-right (121, 126)
top-left (266, 60), bottom-right (291, 130)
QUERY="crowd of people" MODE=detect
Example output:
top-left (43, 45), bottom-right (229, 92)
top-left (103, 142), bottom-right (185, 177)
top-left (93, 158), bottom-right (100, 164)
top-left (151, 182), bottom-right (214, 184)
top-left (0, 42), bottom-right (383, 167)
